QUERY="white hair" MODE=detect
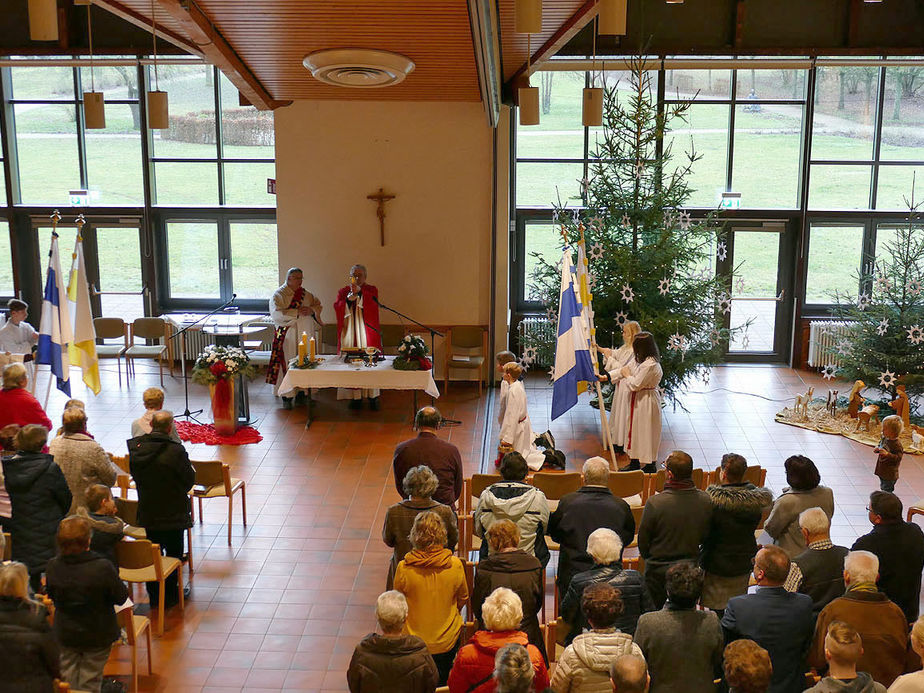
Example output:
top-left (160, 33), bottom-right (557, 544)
top-left (587, 528), bottom-right (623, 565)
top-left (482, 587), bottom-right (523, 632)
top-left (583, 457), bottom-right (610, 486)
top-left (844, 551), bottom-right (879, 584)
top-left (798, 507), bottom-right (831, 536)
top-left (375, 591), bottom-right (408, 632)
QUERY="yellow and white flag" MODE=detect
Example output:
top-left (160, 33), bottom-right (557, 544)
top-left (67, 230), bottom-right (101, 395)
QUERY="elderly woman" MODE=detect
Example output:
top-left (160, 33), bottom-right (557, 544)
top-left (394, 511), bottom-right (468, 685)
top-left (0, 363), bottom-right (52, 432)
top-left (2, 425), bottom-right (72, 592)
top-left (494, 643), bottom-right (536, 693)
top-left (347, 590), bottom-right (438, 692)
top-left (448, 587), bottom-right (549, 693)
top-left (49, 407), bottom-right (122, 514)
top-left (382, 465), bottom-right (458, 590)
top-left (0, 561), bottom-right (60, 691)
top-left (561, 528), bottom-right (654, 643)
top-left (552, 582), bottom-right (644, 692)
top-left (130, 387), bottom-right (181, 442)
top-left (764, 455), bottom-right (835, 557)
top-left (472, 519), bottom-right (545, 662)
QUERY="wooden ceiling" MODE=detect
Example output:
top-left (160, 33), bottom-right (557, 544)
top-left (86, 0), bottom-right (589, 108)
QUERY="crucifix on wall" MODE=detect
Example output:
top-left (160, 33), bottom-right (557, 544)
top-left (367, 187), bottom-right (396, 246)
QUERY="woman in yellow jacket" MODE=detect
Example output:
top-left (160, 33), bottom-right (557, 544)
top-left (394, 510), bottom-right (469, 685)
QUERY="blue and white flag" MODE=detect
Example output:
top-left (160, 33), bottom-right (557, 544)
top-left (551, 248), bottom-right (597, 420)
top-left (36, 231), bottom-right (73, 396)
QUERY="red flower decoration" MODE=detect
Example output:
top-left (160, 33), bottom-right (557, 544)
top-left (209, 361), bottom-right (228, 377)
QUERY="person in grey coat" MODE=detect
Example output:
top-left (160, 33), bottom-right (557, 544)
top-left (634, 562), bottom-right (723, 693)
top-left (764, 455), bottom-right (834, 558)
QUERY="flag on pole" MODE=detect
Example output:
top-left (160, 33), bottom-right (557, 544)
top-left (36, 231), bottom-right (73, 396)
top-left (67, 228), bottom-right (101, 395)
top-left (573, 241), bottom-right (597, 394)
top-left (551, 248), bottom-right (597, 420)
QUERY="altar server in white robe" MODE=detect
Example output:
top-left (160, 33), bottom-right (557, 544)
top-left (598, 320), bottom-right (641, 452)
top-left (267, 268), bottom-right (323, 407)
top-left (621, 331), bottom-right (663, 473)
top-left (0, 299), bottom-right (38, 380)
top-left (494, 350), bottom-right (517, 426)
top-left (499, 361), bottom-right (546, 471)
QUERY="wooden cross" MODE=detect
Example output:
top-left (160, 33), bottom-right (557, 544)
top-left (367, 187), bottom-right (396, 246)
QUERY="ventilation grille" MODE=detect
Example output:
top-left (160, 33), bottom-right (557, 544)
top-left (303, 49), bottom-right (415, 88)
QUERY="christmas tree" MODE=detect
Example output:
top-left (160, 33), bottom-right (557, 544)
top-left (827, 191), bottom-right (924, 412)
top-left (523, 57), bottom-right (745, 406)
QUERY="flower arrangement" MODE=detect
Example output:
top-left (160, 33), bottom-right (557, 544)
top-left (191, 345), bottom-right (257, 385)
top-left (395, 334), bottom-right (431, 371)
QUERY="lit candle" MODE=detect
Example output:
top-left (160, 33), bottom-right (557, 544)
top-left (309, 336), bottom-right (316, 362)
top-left (298, 332), bottom-right (308, 366)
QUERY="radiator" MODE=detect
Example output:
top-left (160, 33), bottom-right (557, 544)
top-left (518, 316), bottom-right (556, 368)
top-left (172, 328), bottom-right (273, 362)
top-left (807, 320), bottom-right (855, 367)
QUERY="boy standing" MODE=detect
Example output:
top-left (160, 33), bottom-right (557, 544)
top-left (79, 484), bottom-right (141, 568)
top-left (0, 299), bottom-right (38, 360)
top-left (806, 620), bottom-right (886, 692)
top-left (874, 415), bottom-right (903, 493)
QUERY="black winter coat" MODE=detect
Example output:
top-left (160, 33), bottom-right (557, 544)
top-left (128, 432), bottom-right (195, 531)
top-left (701, 483), bottom-right (773, 577)
top-left (472, 549), bottom-right (547, 662)
top-left (561, 563), bottom-right (655, 643)
top-left (347, 633), bottom-right (438, 693)
top-left (45, 550), bottom-right (129, 650)
top-left (0, 596), bottom-right (59, 693)
top-left (1, 452), bottom-right (72, 575)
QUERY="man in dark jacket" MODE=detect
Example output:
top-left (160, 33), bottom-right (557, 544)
top-left (45, 516), bottom-right (129, 693)
top-left (128, 410), bottom-right (194, 607)
top-left (784, 506), bottom-right (849, 616)
top-left (722, 546), bottom-right (815, 693)
top-left (549, 456), bottom-right (635, 596)
top-left (638, 450), bottom-right (713, 608)
top-left (701, 453), bottom-right (773, 615)
top-left (347, 590), bottom-right (438, 693)
top-left (852, 490), bottom-right (924, 623)
top-left (561, 527), bottom-right (654, 643)
top-left (1, 424), bottom-right (72, 592)
top-left (392, 407), bottom-right (463, 510)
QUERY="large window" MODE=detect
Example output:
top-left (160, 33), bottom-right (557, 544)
top-left (804, 224), bottom-right (865, 305)
top-left (0, 221), bottom-right (12, 296)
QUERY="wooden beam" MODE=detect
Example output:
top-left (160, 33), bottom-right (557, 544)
top-left (505, 0), bottom-right (599, 89)
top-left (92, 0), bottom-right (202, 57)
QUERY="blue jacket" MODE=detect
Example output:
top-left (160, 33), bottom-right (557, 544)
top-left (722, 586), bottom-right (815, 693)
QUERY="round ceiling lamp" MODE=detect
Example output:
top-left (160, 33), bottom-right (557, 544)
top-left (303, 49), bottom-right (415, 88)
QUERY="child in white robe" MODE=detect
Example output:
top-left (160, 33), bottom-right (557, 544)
top-left (621, 332), bottom-right (663, 473)
top-left (499, 362), bottom-right (546, 471)
top-left (495, 350), bottom-right (517, 426)
top-left (598, 320), bottom-right (642, 452)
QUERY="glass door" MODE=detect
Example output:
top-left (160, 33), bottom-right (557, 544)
top-left (86, 224), bottom-right (146, 322)
top-left (722, 221), bottom-right (795, 362)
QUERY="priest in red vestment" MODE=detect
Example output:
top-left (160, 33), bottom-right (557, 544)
top-left (334, 264), bottom-right (382, 409)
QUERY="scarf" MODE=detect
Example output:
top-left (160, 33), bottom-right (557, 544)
top-left (266, 286), bottom-right (305, 385)
top-left (664, 478), bottom-right (695, 491)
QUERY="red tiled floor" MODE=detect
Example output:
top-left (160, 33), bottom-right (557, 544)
top-left (35, 360), bottom-right (923, 690)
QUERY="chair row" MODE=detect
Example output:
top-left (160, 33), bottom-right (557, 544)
top-left (94, 316), bottom-right (172, 387)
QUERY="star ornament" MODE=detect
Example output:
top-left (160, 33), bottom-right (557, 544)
top-left (822, 363), bottom-right (837, 381)
top-left (709, 328), bottom-right (721, 347)
top-left (875, 274), bottom-right (892, 292)
top-left (620, 284), bottom-right (635, 304)
top-left (907, 325), bottom-right (924, 345)
top-left (614, 311), bottom-right (628, 326)
top-left (877, 318), bottom-right (889, 336)
top-left (717, 292), bottom-right (732, 315)
top-left (837, 341), bottom-right (852, 357)
top-left (588, 216), bottom-right (604, 232)
top-left (679, 211), bottom-right (692, 231)
top-left (735, 277), bottom-right (746, 294)
top-left (879, 369), bottom-right (897, 388)
top-left (620, 213), bottom-right (632, 229)
top-left (634, 160), bottom-right (645, 179)
top-left (658, 277), bottom-right (672, 296)
top-left (589, 242), bottom-right (604, 261)
top-left (716, 241), bottom-right (728, 262)
top-left (907, 279), bottom-right (922, 296)
top-left (857, 292), bottom-right (871, 311)
top-left (548, 366), bottom-right (556, 381)
top-left (522, 346), bottom-right (538, 365)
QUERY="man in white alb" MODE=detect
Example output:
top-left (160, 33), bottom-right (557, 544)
top-left (334, 264), bottom-right (383, 409)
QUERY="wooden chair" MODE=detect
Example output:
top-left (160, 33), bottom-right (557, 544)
top-left (646, 468), bottom-right (705, 495)
top-left (463, 474), bottom-right (502, 515)
top-left (108, 453), bottom-right (133, 498)
top-left (116, 539), bottom-right (184, 636)
top-left (444, 325), bottom-right (487, 396)
top-left (379, 325), bottom-right (408, 355)
top-left (707, 464), bottom-right (768, 487)
top-left (908, 501), bottom-right (924, 522)
top-left (118, 604), bottom-right (153, 692)
top-left (463, 559), bottom-right (476, 618)
top-left (320, 323), bottom-right (339, 354)
top-left (1, 532), bottom-right (9, 560)
top-left (530, 471), bottom-right (582, 551)
top-left (607, 470), bottom-right (645, 505)
top-left (626, 505), bottom-right (644, 549)
top-left (125, 317), bottom-right (170, 386)
top-left (239, 320), bottom-right (275, 369)
top-left (189, 460), bottom-right (247, 546)
top-left (93, 317), bottom-right (128, 386)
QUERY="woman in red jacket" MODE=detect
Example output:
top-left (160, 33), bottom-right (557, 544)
top-left (447, 587), bottom-right (548, 693)
top-left (0, 364), bottom-right (52, 432)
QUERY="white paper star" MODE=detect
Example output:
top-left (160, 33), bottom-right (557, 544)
top-left (589, 242), bottom-right (604, 261)
top-left (717, 241), bottom-right (728, 262)
top-left (702, 369), bottom-right (711, 385)
top-left (907, 279), bottom-right (922, 296)
top-left (875, 274), bottom-right (892, 292)
top-left (620, 284), bottom-right (635, 303)
top-left (548, 366), bottom-right (555, 381)
top-left (857, 292), bottom-right (871, 310)
top-left (587, 273), bottom-right (597, 289)
top-left (822, 363), bottom-right (837, 381)
top-left (879, 369), bottom-right (897, 388)
top-left (734, 277), bottom-right (746, 294)
top-left (663, 210), bottom-right (676, 228)
top-left (907, 325), bottom-right (924, 345)
top-left (877, 318), bottom-right (889, 336)
top-left (658, 277), bottom-right (671, 296)
top-left (717, 292), bottom-right (732, 315)
top-left (580, 177), bottom-right (591, 195)
top-left (837, 340), bottom-right (851, 357)
top-left (742, 333), bottom-right (750, 349)
top-left (667, 332), bottom-right (684, 351)
top-left (709, 328), bottom-right (721, 347)
top-left (635, 160), bottom-right (644, 179)
top-left (588, 216), bottom-right (604, 232)
top-left (522, 346), bottom-right (537, 365)
top-left (620, 213), bottom-right (632, 229)
top-left (679, 211), bottom-right (692, 231)
top-left (614, 311), bottom-right (628, 326)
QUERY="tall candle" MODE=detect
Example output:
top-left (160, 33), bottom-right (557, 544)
top-left (298, 332), bottom-right (308, 366)
top-left (309, 336), bottom-right (316, 362)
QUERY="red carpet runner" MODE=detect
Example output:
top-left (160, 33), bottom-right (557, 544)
top-left (175, 420), bottom-right (263, 446)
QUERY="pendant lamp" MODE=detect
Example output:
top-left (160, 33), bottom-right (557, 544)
top-left (598, 0), bottom-right (627, 35)
top-left (146, 0), bottom-right (169, 129)
top-left (82, 3), bottom-right (106, 129)
top-left (519, 34), bottom-right (539, 126)
top-left (515, 0), bottom-right (542, 34)
top-left (28, 0), bottom-right (58, 41)
top-left (582, 87), bottom-right (603, 126)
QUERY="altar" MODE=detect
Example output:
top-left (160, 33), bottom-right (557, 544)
top-left (277, 355), bottom-right (440, 427)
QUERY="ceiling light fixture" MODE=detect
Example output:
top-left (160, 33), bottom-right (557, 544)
top-left (303, 49), bottom-right (415, 88)
top-left (28, 0), bottom-right (58, 41)
top-left (582, 9), bottom-right (603, 127)
top-left (146, 0), bottom-right (169, 129)
top-left (515, 0), bottom-right (542, 34)
top-left (82, 1), bottom-right (105, 129)
top-left (598, 0), bottom-right (627, 35)
top-left (665, 0), bottom-right (685, 4)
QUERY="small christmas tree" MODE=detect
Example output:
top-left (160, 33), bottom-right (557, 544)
top-left (828, 189), bottom-right (924, 412)
top-left (523, 56), bottom-right (745, 406)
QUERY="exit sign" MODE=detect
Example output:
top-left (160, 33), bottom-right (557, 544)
top-left (69, 189), bottom-right (89, 206)
top-left (267, 178), bottom-right (276, 195)
top-left (720, 191), bottom-right (741, 210)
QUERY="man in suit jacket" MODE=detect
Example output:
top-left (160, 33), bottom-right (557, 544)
top-left (548, 456), bottom-right (635, 595)
top-left (722, 545), bottom-right (815, 693)
top-left (392, 407), bottom-right (463, 510)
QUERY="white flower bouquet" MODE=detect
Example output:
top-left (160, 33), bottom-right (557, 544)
top-left (191, 344), bottom-right (257, 384)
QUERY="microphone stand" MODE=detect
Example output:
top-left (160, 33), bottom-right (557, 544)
top-left (169, 295), bottom-right (237, 422)
top-left (374, 297), bottom-right (461, 425)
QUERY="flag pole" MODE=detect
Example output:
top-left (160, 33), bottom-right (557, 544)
top-left (43, 365), bottom-right (53, 409)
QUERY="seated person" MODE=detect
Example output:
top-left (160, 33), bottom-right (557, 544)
top-left (347, 590), bottom-right (438, 693)
top-left (723, 639), bottom-right (773, 693)
top-left (494, 643), bottom-right (540, 693)
top-left (0, 561), bottom-right (60, 690)
top-left (806, 620), bottom-right (886, 693)
top-left (78, 484), bottom-right (141, 568)
top-left (131, 387), bottom-right (181, 443)
top-left (45, 516), bottom-right (129, 693)
top-left (551, 582), bottom-right (644, 691)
